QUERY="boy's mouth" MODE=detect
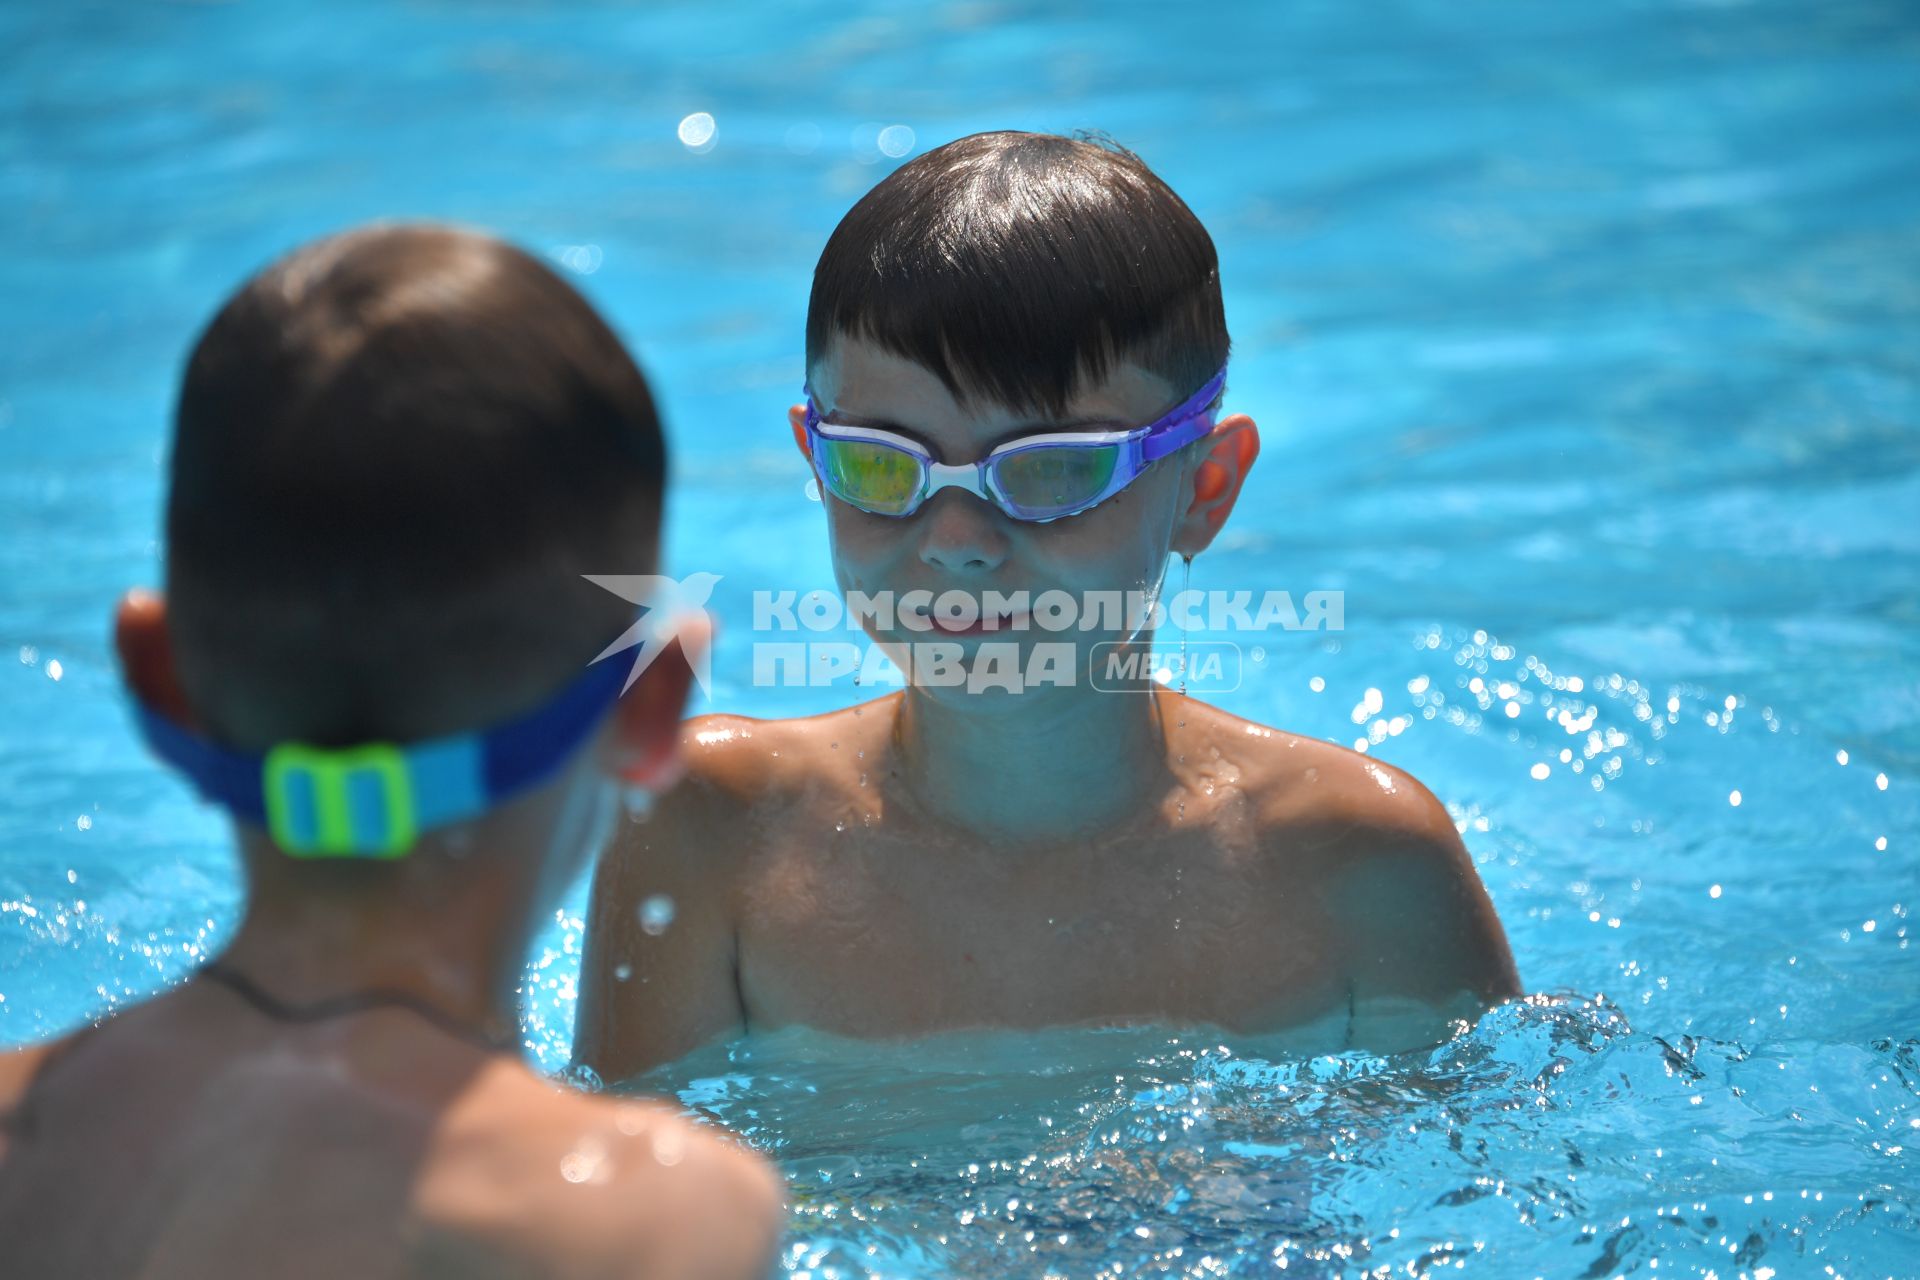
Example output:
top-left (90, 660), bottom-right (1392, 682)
top-left (914, 602), bottom-right (1032, 636)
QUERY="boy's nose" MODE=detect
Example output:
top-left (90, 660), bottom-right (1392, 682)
top-left (917, 489), bottom-right (1009, 575)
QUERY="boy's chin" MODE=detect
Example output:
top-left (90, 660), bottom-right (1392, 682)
top-left (875, 634), bottom-right (1114, 709)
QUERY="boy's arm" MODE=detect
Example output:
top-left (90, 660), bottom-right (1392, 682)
top-left (573, 778), bottom-right (748, 1085)
top-left (1323, 768), bottom-right (1522, 1055)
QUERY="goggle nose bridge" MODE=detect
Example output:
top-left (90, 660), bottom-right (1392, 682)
top-left (918, 459), bottom-right (994, 506)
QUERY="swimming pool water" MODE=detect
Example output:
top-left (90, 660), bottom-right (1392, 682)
top-left (3, 1), bottom-right (1916, 1275)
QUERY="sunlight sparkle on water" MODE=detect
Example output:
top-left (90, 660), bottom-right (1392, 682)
top-left (676, 111), bottom-right (717, 152)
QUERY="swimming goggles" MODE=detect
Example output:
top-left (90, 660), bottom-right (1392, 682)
top-left (132, 629), bottom-right (635, 859)
top-left (799, 366), bottom-right (1226, 523)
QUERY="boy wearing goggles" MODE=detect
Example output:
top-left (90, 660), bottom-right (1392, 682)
top-left (0, 227), bottom-right (781, 1277)
top-left (577, 133), bottom-right (1520, 1081)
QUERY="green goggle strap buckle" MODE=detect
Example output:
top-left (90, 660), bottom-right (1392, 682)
top-left (262, 742), bottom-right (417, 859)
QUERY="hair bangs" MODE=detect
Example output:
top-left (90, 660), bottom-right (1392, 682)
top-left (807, 131), bottom-right (1230, 420)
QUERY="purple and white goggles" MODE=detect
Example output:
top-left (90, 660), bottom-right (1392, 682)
top-left (801, 367), bottom-right (1226, 523)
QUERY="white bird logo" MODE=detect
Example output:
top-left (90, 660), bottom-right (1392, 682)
top-left (582, 572), bottom-right (722, 696)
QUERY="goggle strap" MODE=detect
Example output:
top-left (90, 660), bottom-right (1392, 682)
top-left (1139, 369), bottom-right (1228, 463)
top-left (134, 631), bottom-right (634, 858)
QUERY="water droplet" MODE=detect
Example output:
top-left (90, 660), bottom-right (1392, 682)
top-left (676, 111), bottom-right (717, 152)
top-left (638, 895), bottom-right (677, 935)
top-left (613, 963), bottom-right (633, 982)
top-left (560, 1135), bottom-right (608, 1183)
top-left (877, 123), bottom-right (916, 158)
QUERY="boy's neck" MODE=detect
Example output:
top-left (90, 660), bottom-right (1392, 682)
top-left (890, 673), bottom-right (1176, 846)
top-left (212, 829), bottom-right (543, 1050)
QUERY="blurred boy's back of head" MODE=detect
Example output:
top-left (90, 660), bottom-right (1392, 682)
top-left (168, 223), bottom-right (665, 750)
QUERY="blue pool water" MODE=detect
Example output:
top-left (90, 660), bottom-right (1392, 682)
top-left (3, 1), bottom-right (1917, 1275)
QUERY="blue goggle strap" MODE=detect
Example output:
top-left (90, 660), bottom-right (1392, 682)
top-left (132, 652), bottom-right (631, 859)
top-left (1138, 367), bottom-right (1227, 463)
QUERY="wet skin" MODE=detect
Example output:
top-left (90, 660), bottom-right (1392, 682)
top-left (0, 984), bottom-right (780, 1280)
top-left (0, 593), bottom-right (782, 1280)
top-left (575, 341), bottom-right (1521, 1082)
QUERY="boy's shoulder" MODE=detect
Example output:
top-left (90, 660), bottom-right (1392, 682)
top-left (596, 699), bottom-right (895, 903)
top-left (670, 696), bottom-right (901, 807)
top-left (414, 1062), bottom-right (784, 1277)
top-left (1176, 693), bottom-right (1460, 856)
top-left (0, 1014), bottom-right (782, 1280)
top-left (0, 1038), bottom-right (55, 1101)
top-left (1179, 694), bottom-right (1519, 1026)
top-left (0, 1038), bottom-right (59, 1153)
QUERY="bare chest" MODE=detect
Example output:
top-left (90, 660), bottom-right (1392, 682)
top-left (734, 822), bottom-right (1346, 1038)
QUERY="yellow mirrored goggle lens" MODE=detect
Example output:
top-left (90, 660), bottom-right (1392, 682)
top-left (991, 443), bottom-right (1122, 516)
top-left (818, 438), bottom-right (924, 514)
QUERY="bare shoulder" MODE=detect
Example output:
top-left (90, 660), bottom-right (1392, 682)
top-left (674, 694), bottom-right (901, 803)
top-left (600, 697), bottom-right (898, 883)
top-left (0, 1040), bottom-right (57, 1108)
top-left (1171, 693), bottom-right (1458, 845)
top-left (576, 703), bottom-right (910, 1083)
top-left (0, 1040), bottom-right (59, 1158)
top-left (412, 1060), bottom-right (783, 1280)
top-left (1177, 694), bottom-right (1521, 1034)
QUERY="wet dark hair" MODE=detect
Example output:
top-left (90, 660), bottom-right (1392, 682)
top-left (805, 131), bottom-right (1229, 418)
top-left (166, 224), bottom-right (665, 749)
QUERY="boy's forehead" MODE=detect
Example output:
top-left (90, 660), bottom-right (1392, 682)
top-left (815, 336), bottom-right (1175, 432)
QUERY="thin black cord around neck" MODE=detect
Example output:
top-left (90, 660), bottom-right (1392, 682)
top-left (198, 959), bottom-right (518, 1055)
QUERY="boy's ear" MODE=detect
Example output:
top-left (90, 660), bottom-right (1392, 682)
top-left (608, 610), bottom-right (714, 790)
top-left (788, 404), bottom-right (811, 462)
top-left (115, 588), bottom-right (196, 725)
top-left (1171, 414), bottom-right (1261, 557)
